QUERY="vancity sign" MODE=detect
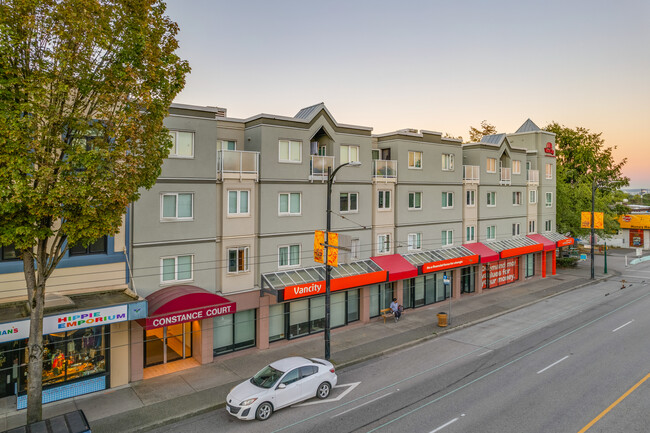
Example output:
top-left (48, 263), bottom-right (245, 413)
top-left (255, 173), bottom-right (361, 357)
top-left (422, 255), bottom-right (479, 274)
top-left (282, 270), bottom-right (387, 301)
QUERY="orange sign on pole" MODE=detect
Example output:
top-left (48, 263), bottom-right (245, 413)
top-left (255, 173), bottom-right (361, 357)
top-left (581, 212), bottom-right (604, 229)
top-left (314, 230), bottom-right (339, 267)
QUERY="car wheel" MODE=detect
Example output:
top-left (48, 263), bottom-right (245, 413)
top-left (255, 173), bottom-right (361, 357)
top-left (317, 382), bottom-right (331, 399)
top-left (255, 402), bottom-right (273, 421)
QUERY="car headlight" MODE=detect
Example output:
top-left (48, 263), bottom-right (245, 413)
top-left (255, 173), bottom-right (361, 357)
top-left (240, 397), bottom-right (258, 406)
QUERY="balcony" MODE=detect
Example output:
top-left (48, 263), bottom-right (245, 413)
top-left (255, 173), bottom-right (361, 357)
top-left (217, 150), bottom-right (259, 181)
top-left (463, 165), bottom-right (480, 184)
top-left (500, 167), bottom-right (511, 185)
top-left (310, 155), bottom-right (335, 182)
top-left (527, 169), bottom-right (539, 185)
top-left (372, 160), bottom-right (397, 182)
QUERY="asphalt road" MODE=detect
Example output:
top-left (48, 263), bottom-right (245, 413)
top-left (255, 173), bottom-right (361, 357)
top-left (151, 257), bottom-right (650, 433)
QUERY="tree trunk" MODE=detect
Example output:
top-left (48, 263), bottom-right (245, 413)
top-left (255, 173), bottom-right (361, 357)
top-left (24, 252), bottom-right (45, 424)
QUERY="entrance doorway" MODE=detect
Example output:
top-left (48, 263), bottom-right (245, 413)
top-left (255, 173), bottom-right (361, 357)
top-left (144, 322), bottom-right (192, 367)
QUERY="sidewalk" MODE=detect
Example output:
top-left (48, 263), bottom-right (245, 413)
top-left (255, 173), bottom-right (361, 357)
top-left (0, 262), bottom-right (622, 433)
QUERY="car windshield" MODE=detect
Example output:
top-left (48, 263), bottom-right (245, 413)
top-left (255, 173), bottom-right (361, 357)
top-left (250, 365), bottom-right (284, 389)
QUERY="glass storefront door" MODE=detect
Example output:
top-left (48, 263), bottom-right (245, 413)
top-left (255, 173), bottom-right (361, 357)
top-left (144, 322), bottom-right (192, 367)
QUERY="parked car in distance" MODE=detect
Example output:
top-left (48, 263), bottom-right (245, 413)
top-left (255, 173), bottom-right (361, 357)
top-left (226, 356), bottom-right (338, 421)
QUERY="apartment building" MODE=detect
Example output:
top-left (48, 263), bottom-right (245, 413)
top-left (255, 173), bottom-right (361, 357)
top-left (125, 104), bottom-right (572, 381)
top-left (0, 218), bottom-right (145, 407)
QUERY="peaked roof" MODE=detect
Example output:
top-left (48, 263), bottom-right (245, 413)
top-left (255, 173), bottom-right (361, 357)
top-left (295, 102), bottom-right (327, 120)
top-left (515, 119), bottom-right (541, 133)
top-left (480, 133), bottom-right (506, 145)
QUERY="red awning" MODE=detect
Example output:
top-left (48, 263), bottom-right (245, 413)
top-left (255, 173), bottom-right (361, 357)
top-left (371, 254), bottom-right (418, 282)
top-left (463, 242), bottom-right (499, 263)
top-left (527, 234), bottom-right (556, 252)
top-left (143, 285), bottom-right (236, 329)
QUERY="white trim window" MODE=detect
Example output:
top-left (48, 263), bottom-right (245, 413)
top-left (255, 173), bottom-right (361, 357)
top-left (278, 244), bottom-right (300, 268)
top-left (545, 192), bottom-right (553, 207)
top-left (378, 190), bottom-right (391, 210)
top-left (442, 230), bottom-right (453, 246)
top-left (409, 192), bottom-right (422, 210)
top-left (279, 193), bottom-right (301, 215)
top-left (466, 225), bottom-right (475, 242)
top-left (512, 160), bottom-right (521, 175)
top-left (228, 190), bottom-right (249, 216)
top-left (529, 220), bottom-right (536, 234)
top-left (486, 157), bottom-right (497, 173)
top-left (442, 192), bottom-right (454, 209)
top-left (377, 234), bottom-right (391, 254)
top-left (545, 163), bottom-right (553, 179)
top-left (529, 190), bottom-right (538, 204)
top-left (442, 153), bottom-right (454, 171)
top-left (466, 190), bottom-right (475, 207)
top-left (168, 131), bottom-right (194, 158)
top-left (513, 191), bottom-right (522, 206)
top-left (228, 247), bottom-right (249, 274)
top-left (487, 191), bottom-right (496, 207)
top-left (217, 140), bottom-right (236, 151)
top-left (340, 192), bottom-right (358, 213)
top-left (545, 220), bottom-right (552, 232)
top-left (279, 139), bottom-right (301, 163)
top-left (161, 255), bottom-right (193, 283)
top-left (340, 145), bottom-right (360, 164)
top-left (486, 225), bottom-right (496, 240)
top-left (351, 238), bottom-right (361, 260)
top-left (161, 193), bottom-right (193, 220)
top-left (408, 151), bottom-right (422, 169)
top-left (408, 233), bottom-right (422, 251)
top-left (512, 223), bottom-right (521, 236)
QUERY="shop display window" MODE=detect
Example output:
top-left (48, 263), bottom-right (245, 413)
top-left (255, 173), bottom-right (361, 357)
top-left (19, 326), bottom-right (108, 392)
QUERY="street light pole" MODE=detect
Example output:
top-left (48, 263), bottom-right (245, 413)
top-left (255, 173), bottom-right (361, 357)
top-left (324, 161), bottom-right (360, 360)
top-left (590, 177), bottom-right (595, 280)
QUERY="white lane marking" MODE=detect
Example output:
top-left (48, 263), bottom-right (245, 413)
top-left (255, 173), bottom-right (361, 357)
top-left (429, 417), bottom-right (459, 432)
top-left (537, 355), bottom-right (569, 374)
top-left (330, 392), bottom-right (393, 418)
top-left (295, 382), bottom-right (361, 406)
top-left (477, 350), bottom-right (493, 357)
top-left (613, 320), bottom-right (634, 332)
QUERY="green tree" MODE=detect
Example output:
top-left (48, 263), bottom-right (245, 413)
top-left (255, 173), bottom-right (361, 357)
top-left (0, 0), bottom-right (190, 422)
top-left (545, 123), bottom-right (629, 238)
top-left (468, 120), bottom-right (497, 143)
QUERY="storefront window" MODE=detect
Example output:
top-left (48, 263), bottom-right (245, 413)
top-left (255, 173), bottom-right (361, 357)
top-left (370, 283), bottom-right (393, 318)
top-left (269, 304), bottom-right (286, 342)
top-left (289, 299), bottom-right (309, 338)
top-left (483, 258), bottom-right (519, 289)
top-left (525, 254), bottom-right (535, 277)
top-left (0, 340), bottom-right (24, 398)
top-left (20, 326), bottom-right (108, 392)
top-left (309, 297), bottom-right (326, 332)
top-left (331, 292), bottom-right (346, 328)
top-left (347, 290), bottom-right (360, 323)
top-left (461, 266), bottom-right (476, 293)
top-left (213, 310), bottom-right (256, 356)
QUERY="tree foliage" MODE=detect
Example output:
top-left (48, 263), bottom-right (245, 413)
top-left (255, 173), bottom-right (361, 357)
top-left (545, 122), bottom-right (629, 238)
top-left (0, 0), bottom-right (189, 422)
top-left (468, 120), bottom-right (497, 143)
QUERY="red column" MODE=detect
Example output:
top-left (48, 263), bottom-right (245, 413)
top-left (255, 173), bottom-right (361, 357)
top-left (541, 251), bottom-right (547, 278)
top-left (552, 250), bottom-right (557, 275)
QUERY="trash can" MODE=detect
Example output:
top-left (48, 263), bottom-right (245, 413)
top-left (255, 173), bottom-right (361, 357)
top-left (437, 312), bottom-right (448, 327)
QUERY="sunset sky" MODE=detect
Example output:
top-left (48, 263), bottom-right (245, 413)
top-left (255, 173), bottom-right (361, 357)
top-left (165, 0), bottom-right (650, 189)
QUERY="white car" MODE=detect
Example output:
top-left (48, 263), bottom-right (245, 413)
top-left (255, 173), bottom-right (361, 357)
top-left (226, 356), bottom-right (338, 421)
